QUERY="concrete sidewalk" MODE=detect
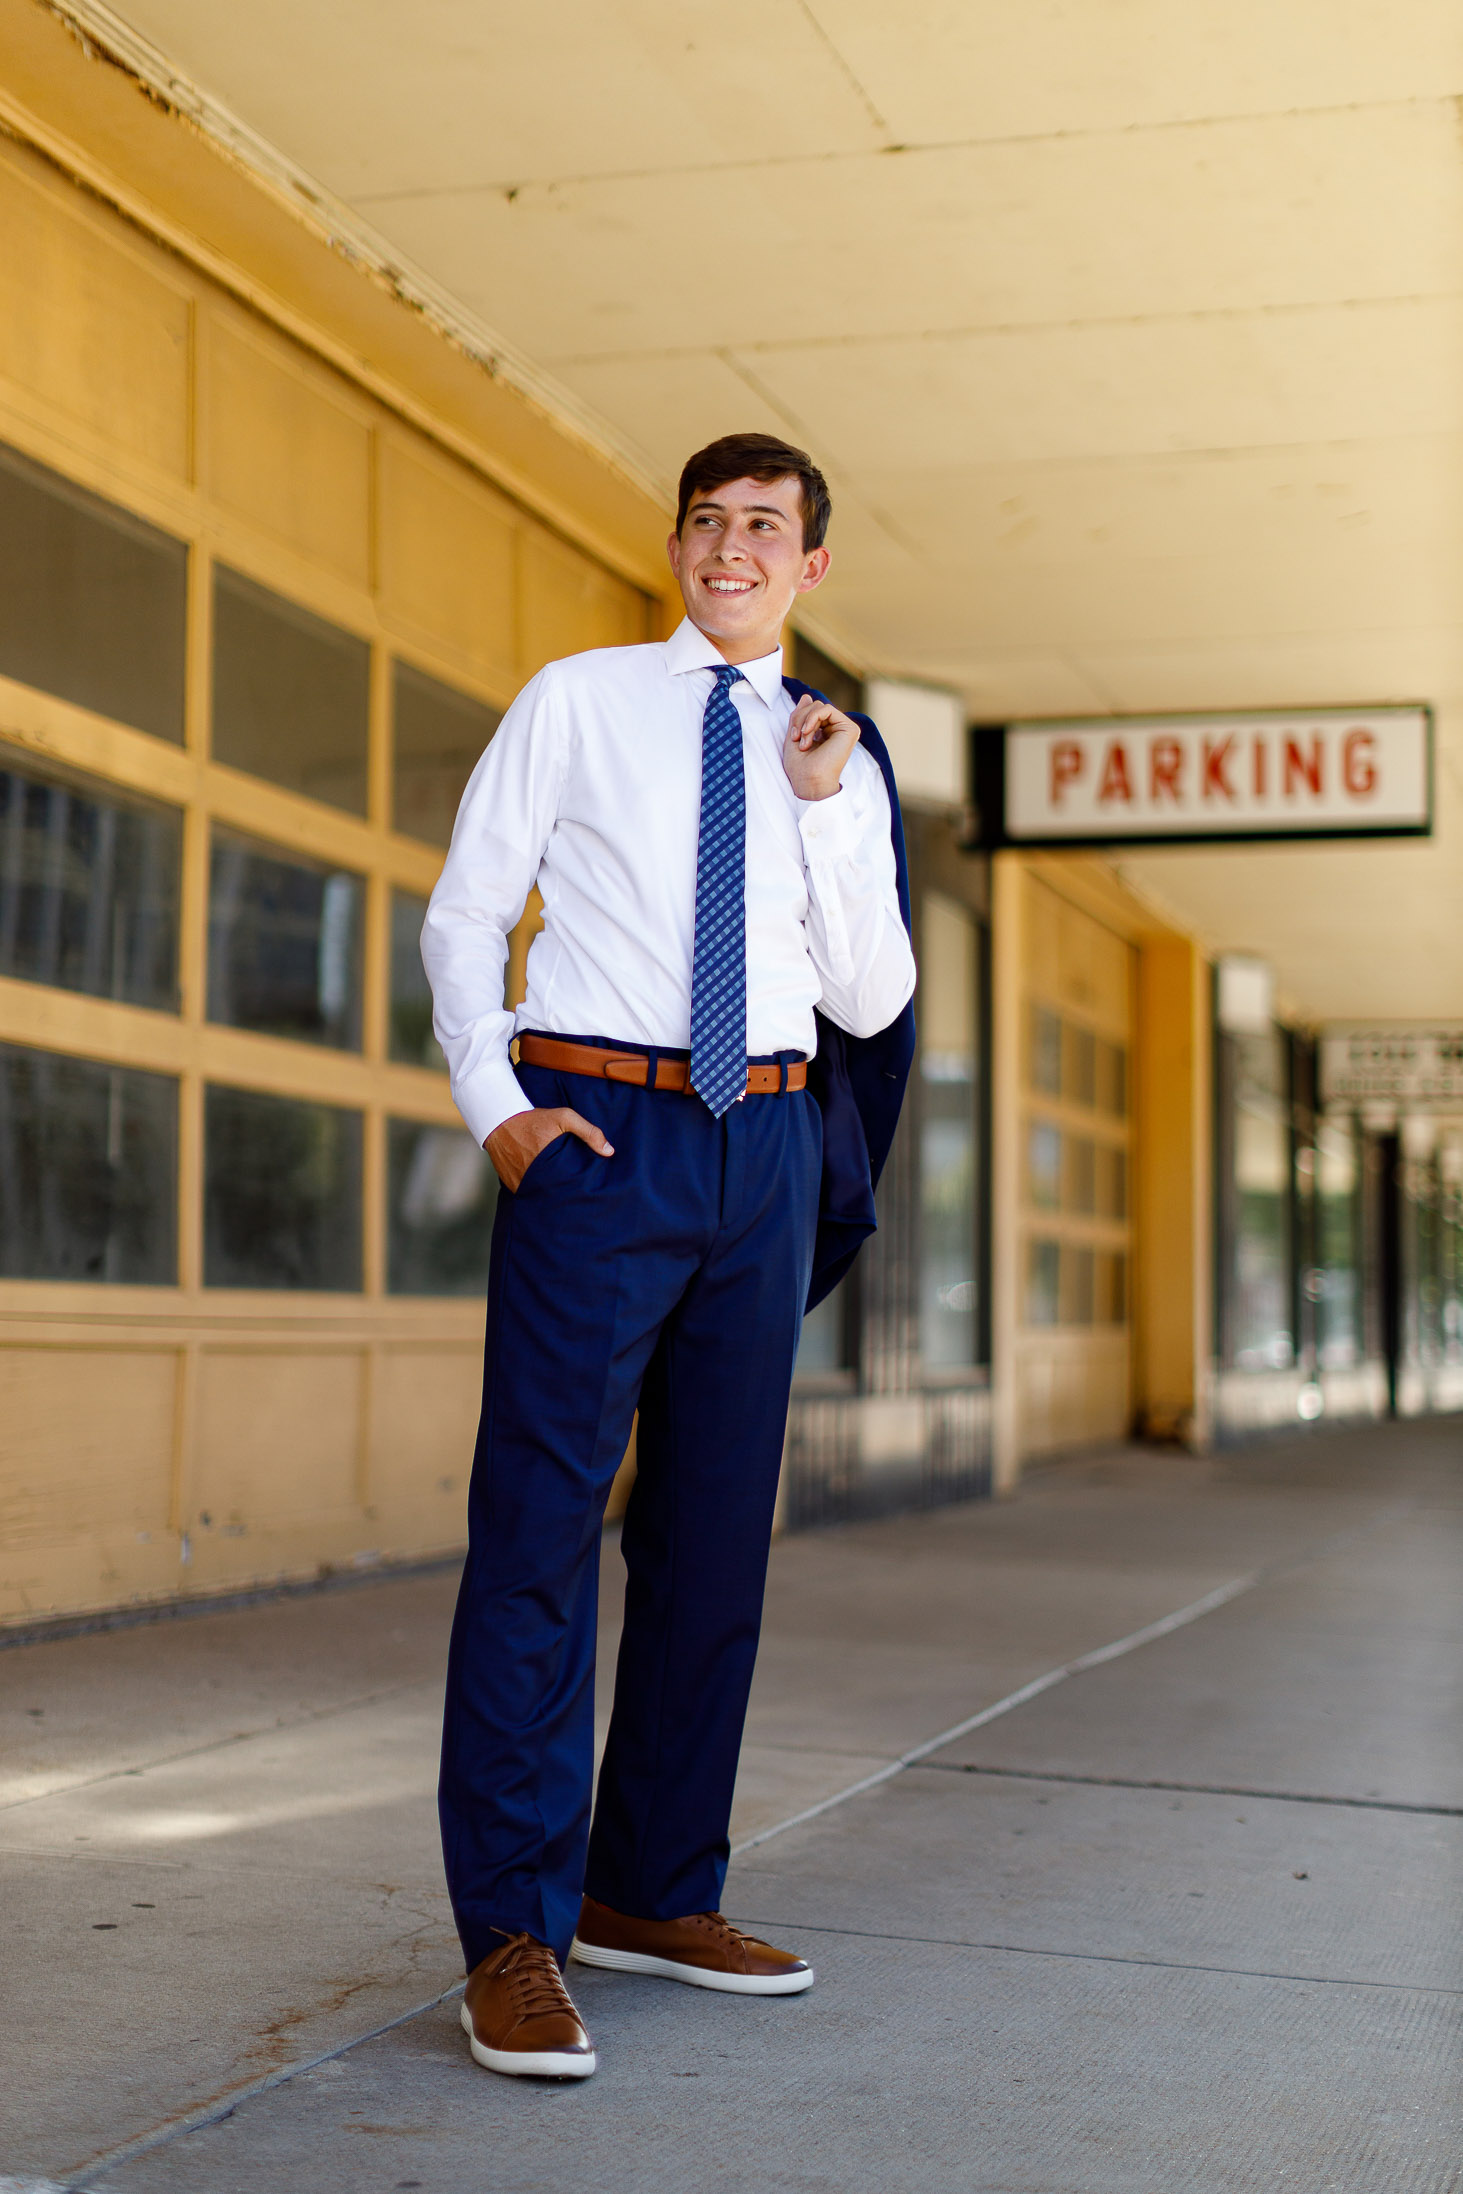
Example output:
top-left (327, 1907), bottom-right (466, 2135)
top-left (2, 1419), bottom-right (1459, 2192)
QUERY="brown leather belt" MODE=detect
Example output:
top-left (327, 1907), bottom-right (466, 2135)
top-left (518, 1033), bottom-right (807, 1097)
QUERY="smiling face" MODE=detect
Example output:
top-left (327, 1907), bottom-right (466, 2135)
top-left (667, 475), bottom-right (831, 664)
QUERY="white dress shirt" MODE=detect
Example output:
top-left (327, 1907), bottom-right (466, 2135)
top-left (421, 618), bottom-right (917, 1145)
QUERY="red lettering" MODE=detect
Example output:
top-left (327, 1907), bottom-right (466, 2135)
top-left (1050, 740), bottom-right (1085, 808)
top-left (1283, 734), bottom-right (1323, 797)
top-left (1342, 727), bottom-right (1377, 796)
top-left (1150, 737), bottom-right (1183, 803)
top-left (1253, 738), bottom-right (1267, 797)
top-left (1098, 740), bottom-right (1134, 804)
top-left (1202, 735), bottom-right (1237, 800)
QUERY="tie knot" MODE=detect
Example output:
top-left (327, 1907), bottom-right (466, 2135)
top-left (712, 664), bottom-right (740, 691)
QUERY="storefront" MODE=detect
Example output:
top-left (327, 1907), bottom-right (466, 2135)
top-left (1210, 1004), bottom-right (1463, 1437)
top-left (0, 105), bottom-right (670, 1625)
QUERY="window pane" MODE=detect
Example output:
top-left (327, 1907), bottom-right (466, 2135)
top-left (0, 749), bottom-right (180, 1011)
top-left (792, 634), bottom-right (864, 718)
top-left (1065, 1024), bottom-right (1097, 1107)
top-left (0, 441), bottom-right (186, 742)
top-left (1441, 1144), bottom-right (1463, 1362)
top-left (796, 1286), bottom-right (847, 1373)
top-left (389, 889), bottom-right (444, 1069)
top-left (1064, 1244), bottom-right (1096, 1324)
top-left (204, 1085), bottom-right (361, 1290)
top-left (0, 1041), bottom-right (176, 1283)
top-left (1314, 1113), bottom-right (1361, 1369)
top-left (1028, 1120), bottom-right (1062, 1210)
top-left (208, 828), bottom-right (363, 1050)
top-left (388, 1118), bottom-right (497, 1295)
top-left (1026, 1238), bottom-right (1060, 1325)
top-left (1096, 1250), bottom-right (1127, 1325)
top-left (1231, 1030), bottom-right (1293, 1369)
top-left (393, 660), bottom-right (500, 849)
top-left (920, 893), bottom-right (979, 1366)
top-left (1030, 1006), bottom-right (1062, 1095)
top-left (212, 565), bottom-right (369, 814)
top-left (1098, 1039), bottom-right (1128, 1118)
top-left (1096, 1142), bottom-right (1128, 1220)
top-left (1067, 1136), bottom-right (1096, 1215)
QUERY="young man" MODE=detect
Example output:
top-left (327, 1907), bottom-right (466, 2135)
top-left (423, 432), bottom-right (916, 2079)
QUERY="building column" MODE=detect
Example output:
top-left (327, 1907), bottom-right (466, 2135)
top-left (1133, 936), bottom-right (1213, 1449)
top-left (989, 851), bottom-right (1025, 1492)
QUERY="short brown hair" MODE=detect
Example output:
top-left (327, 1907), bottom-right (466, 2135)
top-left (676, 433), bottom-right (831, 552)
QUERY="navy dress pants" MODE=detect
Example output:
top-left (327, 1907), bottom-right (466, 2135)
top-left (439, 1046), bottom-right (821, 1972)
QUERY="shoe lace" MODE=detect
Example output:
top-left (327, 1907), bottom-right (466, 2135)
top-left (491, 1932), bottom-right (579, 2021)
top-left (694, 1912), bottom-right (756, 1947)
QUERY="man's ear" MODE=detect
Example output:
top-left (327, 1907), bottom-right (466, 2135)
top-left (796, 546), bottom-right (832, 595)
top-left (666, 529), bottom-right (684, 577)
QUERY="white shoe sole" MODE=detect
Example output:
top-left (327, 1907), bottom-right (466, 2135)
top-left (570, 1937), bottom-right (814, 1995)
top-left (460, 1999), bottom-right (596, 2078)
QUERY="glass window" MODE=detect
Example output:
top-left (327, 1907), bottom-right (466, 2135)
top-left (792, 634), bottom-right (863, 719)
top-left (1030, 1006), bottom-right (1062, 1096)
top-left (1440, 1142), bottom-right (1463, 1362)
top-left (1026, 1238), bottom-right (1060, 1325)
top-left (796, 1286), bottom-right (849, 1374)
top-left (212, 565), bottom-right (369, 814)
top-left (0, 749), bottom-right (180, 1011)
top-left (919, 893), bottom-right (980, 1366)
top-left (0, 441), bottom-right (186, 743)
top-left (1096, 1250), bottom-right (1127, 1325)
top-left (1028, 1120), bottom-right (1062, 1210)
top-left (388, 1118), bottom-right (497, 1294)
top-left (1314, 1113), bottom-right (1362, 1370)
top-left (1067, 1136), bottom-right (1096, 1215)
top-left (1065, 1023), bottom-right (1097, 1107)
top-left (208, 828), bottom-right (363, 1050)
top-left (204, 1084), bottom-right (361, 1290)
top-left (1097, 1142), bottom-right (1128, 1221)
top-left (1228, 1029), bottom-right (1294, 1370)
top-left (1064, 1244), bottom-right (1096, 1324)
top-left (0, 1041), bottom-right (176, 1283)
top-left (389, 889), bottom-right (444, 1070)
top-left (393, 660), bottom-right (500, 849)
top-left (1097, 1039), bottom-right (1128, 1118)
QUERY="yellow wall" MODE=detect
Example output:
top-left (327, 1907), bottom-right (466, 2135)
top-left (0, 122), bottom-right (656, 1626)
top-left (991, 851), bottom-right (1212, 1484)
top-left (1133, 939), bottom-right (1213, 1446)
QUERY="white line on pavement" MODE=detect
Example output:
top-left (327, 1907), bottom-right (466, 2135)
top-left (730, 1571), bottom-right (1262, 1859)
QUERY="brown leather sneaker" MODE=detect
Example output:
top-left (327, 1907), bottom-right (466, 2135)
top-left (459, 1932), bottom-right (597, 2078)
top-left (571, 1896), bottom-right (814, 1995)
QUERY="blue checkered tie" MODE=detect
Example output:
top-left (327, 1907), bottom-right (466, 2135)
top-left (689, 663), bottom-right (747, 1117)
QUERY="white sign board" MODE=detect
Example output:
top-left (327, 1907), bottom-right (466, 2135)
top-left (865, 678), bottom-right (965, 807)
top-left (1003, 706), bottom-right (1431, 843)
top-left (1320, 1026), bottom-right (1463, 1109)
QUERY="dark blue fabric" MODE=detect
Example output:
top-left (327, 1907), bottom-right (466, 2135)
top-left (783, 678), bottom-right (917, 1309)
top-left (439, 1052), bottom-right (822, 1970)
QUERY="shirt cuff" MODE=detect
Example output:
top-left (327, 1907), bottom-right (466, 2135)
top-left (796, 782), bottom-right (863, 860)
top-left (453, 1055), bottom-right (533, 1148)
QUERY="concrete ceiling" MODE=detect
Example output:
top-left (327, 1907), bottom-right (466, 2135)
top-left (64, 0), bottom-right (1463, 1022)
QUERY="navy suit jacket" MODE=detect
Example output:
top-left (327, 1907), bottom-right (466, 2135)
top-left (783, 677), bottom-right (917, 1310)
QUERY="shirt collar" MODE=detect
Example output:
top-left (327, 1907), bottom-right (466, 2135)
top-left (664, 617), bottom-right (785, 713)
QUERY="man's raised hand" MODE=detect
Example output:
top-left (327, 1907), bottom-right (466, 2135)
top-left (782, 696), bottom-right (859, 803)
